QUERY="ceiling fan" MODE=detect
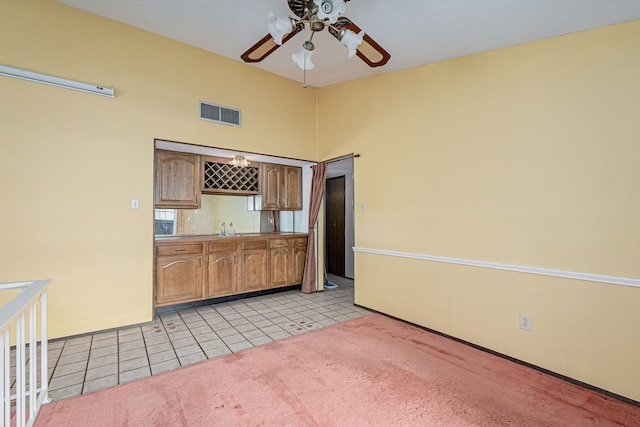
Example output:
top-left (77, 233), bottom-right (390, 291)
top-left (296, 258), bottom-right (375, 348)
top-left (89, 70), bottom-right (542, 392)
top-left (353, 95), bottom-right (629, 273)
top-left (241, 0), bottom-right (390, 75)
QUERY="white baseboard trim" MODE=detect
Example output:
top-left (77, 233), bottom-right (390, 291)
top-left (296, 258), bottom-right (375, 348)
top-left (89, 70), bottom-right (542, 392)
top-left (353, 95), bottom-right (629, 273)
top-left (353, 247), bottom-right (640, 288)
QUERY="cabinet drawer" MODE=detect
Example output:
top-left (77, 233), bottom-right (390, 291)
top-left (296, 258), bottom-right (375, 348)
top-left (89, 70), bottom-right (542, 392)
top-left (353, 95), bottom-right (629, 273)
top-left (292, 238), bottom-right (307, 248)
top-left (270, 239), bottom-right (289, 248)
top-left (208, 241), bottom-right (237, 252)
top-left (242, 240), bottom-right (267, 250)
top-left (157, 244), bottom-right (203, 256)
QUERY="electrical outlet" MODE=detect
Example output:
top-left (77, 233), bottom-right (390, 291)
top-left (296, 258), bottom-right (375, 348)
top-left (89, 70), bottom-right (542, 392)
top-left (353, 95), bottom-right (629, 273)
top-left (130, 198), bottom-right (140, 210)
top-left (519, 314), bottom-right (532, 331)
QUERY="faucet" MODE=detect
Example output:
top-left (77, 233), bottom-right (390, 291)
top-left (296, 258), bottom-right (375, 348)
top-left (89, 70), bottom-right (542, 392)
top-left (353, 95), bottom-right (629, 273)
top-left (228, 222), bottom-right (235, 235)
top-left (220, 222), bottom-right (226, 236)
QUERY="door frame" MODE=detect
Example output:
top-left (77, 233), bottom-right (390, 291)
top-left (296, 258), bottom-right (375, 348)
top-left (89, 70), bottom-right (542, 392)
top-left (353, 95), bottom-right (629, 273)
top-left (322, 154), bottom-right (355, 281)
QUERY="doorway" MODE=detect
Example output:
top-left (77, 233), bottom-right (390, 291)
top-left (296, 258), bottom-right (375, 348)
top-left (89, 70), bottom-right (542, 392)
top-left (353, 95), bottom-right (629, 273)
top-left (325, 156), bottom-right (354, 280)
top-left (326, 176), bottom-right (345, 276)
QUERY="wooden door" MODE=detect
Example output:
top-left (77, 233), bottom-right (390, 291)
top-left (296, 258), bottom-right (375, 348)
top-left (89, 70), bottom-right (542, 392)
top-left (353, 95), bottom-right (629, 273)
top-left (261, 163), bottom-right (282, 209)
top-left (326, 176), bottom-right (345, 277)
top-left (270, 247), bottom-right (289, 288)
top-left (155, 150), bottom-right (201, 209)
top-left (207, 251), bottom-right (237, 297)
top-left (155, 255), bottom-right (203, 306)
top-left (284, 166), bottom-right (302, 210)
top-left (241, 240), bottom-right (270, 292)
top-left (290, 238), bottom-right (308, 285)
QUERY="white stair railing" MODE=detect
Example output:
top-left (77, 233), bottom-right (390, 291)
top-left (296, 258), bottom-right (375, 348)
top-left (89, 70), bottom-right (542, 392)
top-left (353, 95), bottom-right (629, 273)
top-left (0, 279), bottom-right (51, 427)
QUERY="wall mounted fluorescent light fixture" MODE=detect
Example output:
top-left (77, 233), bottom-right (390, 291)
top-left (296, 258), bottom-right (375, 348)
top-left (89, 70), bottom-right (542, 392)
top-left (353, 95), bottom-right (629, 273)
top-left (0, 64), bottom-right (115, 98)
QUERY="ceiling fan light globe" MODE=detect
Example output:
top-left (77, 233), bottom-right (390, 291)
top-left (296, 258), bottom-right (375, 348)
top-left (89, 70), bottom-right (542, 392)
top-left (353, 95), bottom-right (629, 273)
top-left (340, 29), bottom-right (364, 57)
top-left (268, 11), bottom-right (294, 45)
top-left (313, 0), bottom-right (346, 24)
top-left (292, 46), bottom-right (315, 70)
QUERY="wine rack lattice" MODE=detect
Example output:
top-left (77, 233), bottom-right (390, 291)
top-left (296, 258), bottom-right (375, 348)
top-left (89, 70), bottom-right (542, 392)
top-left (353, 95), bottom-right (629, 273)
top-left (203, 161), bottom-right (260, 194)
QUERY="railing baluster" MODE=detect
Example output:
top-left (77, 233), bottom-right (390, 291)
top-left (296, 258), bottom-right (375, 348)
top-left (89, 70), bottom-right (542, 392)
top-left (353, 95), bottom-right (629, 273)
top-left (17, 312), bottom-right (25, 427)
top-left (40, 291), bottom-right (49, 405)
top-left (0, 330), bottom-right (5, 427)
top-left (29, 301), bottom-right (37, 422)
top-left (0, 279), bottom-right (51, 427)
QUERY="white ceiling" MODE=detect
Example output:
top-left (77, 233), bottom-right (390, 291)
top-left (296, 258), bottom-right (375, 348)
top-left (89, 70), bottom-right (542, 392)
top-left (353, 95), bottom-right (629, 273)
top-left (55, 0), bottom-right (640, 88)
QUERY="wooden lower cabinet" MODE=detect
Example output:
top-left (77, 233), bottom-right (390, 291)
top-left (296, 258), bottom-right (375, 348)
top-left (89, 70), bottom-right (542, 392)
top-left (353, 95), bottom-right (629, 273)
top-left (290, 238), bottom-right (308, 284)
top-left (270, 247), bottom-right (289, 287)
top-left (207, 241), bottom-right (238, 298)
top-left (155, 244), bottom-right (204, 306)
top-left (270, 239), bottom-right (289, 288)
top-left (240, 240), bottom-right (270, 292)
top-left (270, 237), bottom-right (307, 288)
top-left (155, 235), bottom-right (307, 307)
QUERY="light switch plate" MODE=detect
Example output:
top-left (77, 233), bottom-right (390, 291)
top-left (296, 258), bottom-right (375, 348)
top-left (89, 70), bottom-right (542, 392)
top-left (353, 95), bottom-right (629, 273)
top-left (130, 198), bottom-right (140, 210)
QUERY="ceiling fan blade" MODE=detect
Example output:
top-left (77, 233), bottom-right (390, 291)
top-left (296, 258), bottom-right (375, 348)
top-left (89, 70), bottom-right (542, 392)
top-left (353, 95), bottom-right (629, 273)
top-left (329, 17), bottom-right (390, 67)
top-left (241, 26), bottom-right (303, 63)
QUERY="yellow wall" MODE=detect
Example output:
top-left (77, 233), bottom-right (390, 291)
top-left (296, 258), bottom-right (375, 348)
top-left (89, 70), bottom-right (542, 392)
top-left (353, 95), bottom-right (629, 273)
top-left (0, 0), bottom-right (316, 337)
top-left (317, 21), bottom-right (640, 401)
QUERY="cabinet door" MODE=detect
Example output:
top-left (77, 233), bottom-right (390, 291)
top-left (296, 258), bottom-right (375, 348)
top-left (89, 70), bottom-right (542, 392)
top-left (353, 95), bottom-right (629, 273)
top-left (290, 241), bottom-right (307, 285)
top-left (270, 247), bottom-right (289, 288)
top-left (155, 150), bottom-right (201, 209)
top-left (241, 249), bottom-right (269, 292)
top-left (207, 251), bottom-right (237, 298)
top-left (261, 164), bottom-right (282, 210)
top-left (284, 166), bottom-right (302, 210)
top-left (155, 254), bottom-right (203, 306)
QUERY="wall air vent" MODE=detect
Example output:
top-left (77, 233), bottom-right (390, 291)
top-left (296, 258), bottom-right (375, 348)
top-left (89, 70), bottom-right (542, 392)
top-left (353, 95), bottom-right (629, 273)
top-left (199, 101), bottom-right (241, 127)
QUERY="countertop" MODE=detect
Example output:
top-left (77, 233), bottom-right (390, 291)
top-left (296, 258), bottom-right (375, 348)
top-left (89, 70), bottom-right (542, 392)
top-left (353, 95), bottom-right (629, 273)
top-left (155, 232), bottom-right (308, 243)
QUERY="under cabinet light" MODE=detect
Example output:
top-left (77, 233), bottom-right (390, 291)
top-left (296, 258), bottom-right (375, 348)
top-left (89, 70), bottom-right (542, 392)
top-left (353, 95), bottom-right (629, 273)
top-left (0, 64), bottom-right (115, 98)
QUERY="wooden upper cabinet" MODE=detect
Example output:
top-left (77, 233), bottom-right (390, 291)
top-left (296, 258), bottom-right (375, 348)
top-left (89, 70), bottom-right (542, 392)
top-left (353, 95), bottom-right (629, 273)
top-left (285, 166), bottom-right (302, 210)
top-left (261, 163), bottom-right (302, 210)
top-left (261, 163), bottom-right (282, 210)
top-left (155, 150), bottom-right (201, 209)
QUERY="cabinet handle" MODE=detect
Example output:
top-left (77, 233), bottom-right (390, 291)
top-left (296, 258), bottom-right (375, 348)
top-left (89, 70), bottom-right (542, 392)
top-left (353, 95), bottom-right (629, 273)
top-left (174, 249), bottom-right (187, 252)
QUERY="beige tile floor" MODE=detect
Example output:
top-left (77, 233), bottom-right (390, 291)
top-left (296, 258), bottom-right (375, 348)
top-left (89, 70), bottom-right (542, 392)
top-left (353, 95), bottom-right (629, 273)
top-left (43, 275), bottom-right (368, 402)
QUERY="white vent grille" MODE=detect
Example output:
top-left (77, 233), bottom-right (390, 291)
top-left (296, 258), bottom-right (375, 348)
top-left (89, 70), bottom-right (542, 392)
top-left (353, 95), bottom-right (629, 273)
top-left (199, 101), bottom-right (241, 127)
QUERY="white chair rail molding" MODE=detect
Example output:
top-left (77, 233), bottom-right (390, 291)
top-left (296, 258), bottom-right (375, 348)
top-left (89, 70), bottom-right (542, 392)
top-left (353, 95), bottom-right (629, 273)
top-left (353, 247), bottom-right (640, 288)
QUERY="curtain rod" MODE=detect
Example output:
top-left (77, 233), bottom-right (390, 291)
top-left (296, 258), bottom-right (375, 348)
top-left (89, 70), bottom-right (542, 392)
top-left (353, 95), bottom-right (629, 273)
top-left (323, 154), bottom-right (360, 165)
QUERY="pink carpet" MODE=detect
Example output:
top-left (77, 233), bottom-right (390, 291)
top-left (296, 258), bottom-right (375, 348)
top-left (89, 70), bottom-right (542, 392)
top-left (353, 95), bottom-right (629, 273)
top-left (35, 314), bottom-right (640, 426)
